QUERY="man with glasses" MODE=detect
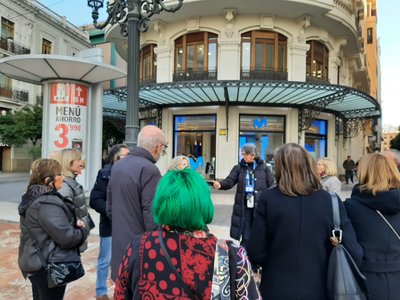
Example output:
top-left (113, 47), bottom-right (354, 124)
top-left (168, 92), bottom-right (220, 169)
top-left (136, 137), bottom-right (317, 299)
top-left (106, 125), bottom-right (167, 281)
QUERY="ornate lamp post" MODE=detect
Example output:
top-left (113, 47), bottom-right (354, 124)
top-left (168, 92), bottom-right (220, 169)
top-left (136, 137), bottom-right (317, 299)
top-left (87, 0), bottom-right (183, 146)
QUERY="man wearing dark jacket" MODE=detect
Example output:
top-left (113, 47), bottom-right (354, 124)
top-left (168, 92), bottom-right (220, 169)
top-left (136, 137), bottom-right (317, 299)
top-left (107, 125), bottom-right (166, 281)
top-left (213, 143), bottom-right (274, 248)
top-left (90, 144), bottom-right (128, 300)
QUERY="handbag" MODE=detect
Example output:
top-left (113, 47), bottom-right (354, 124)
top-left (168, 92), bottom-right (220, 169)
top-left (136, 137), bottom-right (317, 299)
top-left (27, 228), bottom-right (85, 288)
top-left (46, 261), bottom-right (85, 288)
top-left (327, 192), bottom-right (369, 300)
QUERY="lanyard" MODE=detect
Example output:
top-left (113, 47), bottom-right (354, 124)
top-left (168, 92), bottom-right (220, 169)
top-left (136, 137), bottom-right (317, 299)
top-left (245, 163), bottom-right (256, 193)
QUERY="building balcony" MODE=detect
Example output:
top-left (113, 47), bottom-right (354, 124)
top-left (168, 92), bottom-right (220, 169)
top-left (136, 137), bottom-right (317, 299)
top-left (173, 69), bottom-right (217, 82)
top-left (240, 69), bottom-right (288, 81)
top-left (0, 86), bottom-right (29, 102)
top-left (306, 76), bottom-right (330, 84)
top-left (0, 37), bottom-right (30, 55)
top-left (140, 75), bottom-right (156, 86)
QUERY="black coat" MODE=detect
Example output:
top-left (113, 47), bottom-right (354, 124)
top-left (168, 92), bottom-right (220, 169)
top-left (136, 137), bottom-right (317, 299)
top-left (345, 185), bottom-right (400, 300)
top-left (218, 158), bottom-right (274, 240)
top-left (248, 187), bottom-right (363, 300)
top-left (18, 186), bottom-right (89, 276)
top-left (107, 146), bottom-right (161, 280)
top-left (89, 164), bottom-right (112, 237)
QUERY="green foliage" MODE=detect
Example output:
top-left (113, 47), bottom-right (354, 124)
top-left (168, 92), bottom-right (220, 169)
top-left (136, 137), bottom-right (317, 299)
top-left (0, 105), bottom-right (42, 147)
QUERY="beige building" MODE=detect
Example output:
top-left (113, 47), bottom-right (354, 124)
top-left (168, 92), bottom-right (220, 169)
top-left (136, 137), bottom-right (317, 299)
top-left (381, 131), bottom-right (399, 151)
top-left (0, 0), bottom-right (91, 171)
top-left (94, 0), bottom-right (382, 177)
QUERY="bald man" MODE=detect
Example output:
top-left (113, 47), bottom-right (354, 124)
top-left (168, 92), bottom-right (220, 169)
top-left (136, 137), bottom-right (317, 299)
top-left (106, 125), bottom-right (167, 280)
top-left (383, 149), bottom-right (400, 172)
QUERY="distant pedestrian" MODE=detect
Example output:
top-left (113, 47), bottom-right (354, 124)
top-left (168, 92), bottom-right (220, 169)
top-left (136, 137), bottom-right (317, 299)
top-left (18, 159), bottom-right (89, 300)
top-left (168, 155), bottom-right (190, 171)
top-left (345, 153), bottom-right (400, 300)
top-left (53, 148), bottom-right (93, 252)
top-left (213, 143), bottom-right (274, 248)
top-left (317, 157), bottom-right (342, 194)
top-left (247, 143), bottom-right (362, 299)
top-left (343, 155), bottom-right (356, 184)
top-left (106, 125), bottom-right (166, 281)
top-left (114, 168), bottom-right (261, 299)
top-left (89, 144), bottom-right (129, 300)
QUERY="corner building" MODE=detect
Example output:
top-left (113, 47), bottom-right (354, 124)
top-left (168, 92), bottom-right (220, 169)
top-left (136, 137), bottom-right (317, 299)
top-left (104, 0), bottom-right (381, 178)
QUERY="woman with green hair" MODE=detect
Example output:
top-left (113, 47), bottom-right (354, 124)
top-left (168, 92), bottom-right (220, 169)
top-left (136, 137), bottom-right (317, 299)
top-left (114, 168), bottom-right (261, 300)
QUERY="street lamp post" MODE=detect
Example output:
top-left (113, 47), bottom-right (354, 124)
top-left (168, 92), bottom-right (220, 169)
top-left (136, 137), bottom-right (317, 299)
top-left (87, 0), bottom-right (183, 146)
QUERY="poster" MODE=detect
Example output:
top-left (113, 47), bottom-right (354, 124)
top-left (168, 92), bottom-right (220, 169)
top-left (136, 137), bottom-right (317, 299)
top-left (48, 82), bottom-right (88, 156)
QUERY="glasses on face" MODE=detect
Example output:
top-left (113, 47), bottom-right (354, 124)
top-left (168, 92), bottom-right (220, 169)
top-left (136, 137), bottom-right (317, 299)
top-left (160, 143), bottom-right (168, 156)
top-left (56, 173), bottom-right (64, 177)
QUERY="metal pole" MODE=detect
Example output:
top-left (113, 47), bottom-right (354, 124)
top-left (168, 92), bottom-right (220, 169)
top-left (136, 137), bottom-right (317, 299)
top-left (125, 0), bottom-right (140, 147)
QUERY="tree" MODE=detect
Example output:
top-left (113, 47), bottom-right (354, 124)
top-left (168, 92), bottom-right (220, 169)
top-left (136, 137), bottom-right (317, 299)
top-left (0, 105), bottom-right (43, 158)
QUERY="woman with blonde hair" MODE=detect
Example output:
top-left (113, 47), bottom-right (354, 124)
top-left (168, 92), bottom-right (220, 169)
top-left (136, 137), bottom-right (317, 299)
top-left (248, 143), bottom-right (362, 300)
top-left (317, 157), bottom-right (342, 193)
top-left (168, 155), bottom-right (190, 171)
top-left (345, 153), bottom-right (400, 300)
top-left (53, 148), bottom-right (92, 252)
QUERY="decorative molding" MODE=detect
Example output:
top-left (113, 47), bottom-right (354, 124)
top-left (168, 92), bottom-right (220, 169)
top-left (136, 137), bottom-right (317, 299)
top-left (260, 15), bottom-right (275, 29)
top-left (186, 17), bottom-right (200, 32)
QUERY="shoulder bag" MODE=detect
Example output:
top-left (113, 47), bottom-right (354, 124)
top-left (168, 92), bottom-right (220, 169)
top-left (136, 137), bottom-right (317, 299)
top-left (376, 210), bottom-right (400, 240)
top-left (327, 192), bottom-right (369, 300)
top-left (27, 227), bottom-right (85, 288)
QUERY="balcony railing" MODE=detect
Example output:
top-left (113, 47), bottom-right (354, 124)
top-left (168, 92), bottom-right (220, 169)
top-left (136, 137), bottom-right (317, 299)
top-left (0, 37), bottom-right (30, 55)
top-left (140, 75), bottom-right (157, 86)
top-left (306, 76), bottom-right (330, 84)
top-left (0, 86), bottom-right (29, 102)
top-left (240, 69), bottom-right (288, 81)
top-left (173, 69), bottom-right (217, 82)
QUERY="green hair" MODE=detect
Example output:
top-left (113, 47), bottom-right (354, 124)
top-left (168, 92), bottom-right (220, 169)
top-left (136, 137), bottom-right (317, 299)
top-left (152, 168), bottom-right (214, 230)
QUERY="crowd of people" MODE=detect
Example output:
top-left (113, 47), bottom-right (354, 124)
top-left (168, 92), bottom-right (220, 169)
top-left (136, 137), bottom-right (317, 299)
top-left (17, 124), bottom-right (400, 300)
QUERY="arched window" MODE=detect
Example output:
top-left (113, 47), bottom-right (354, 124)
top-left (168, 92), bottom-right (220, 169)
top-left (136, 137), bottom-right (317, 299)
top-left (174, 32), bottom-right (218, 81)
top-left (306, 41), bottom-right (329, 83)
top-left (240, 30), bottom-right (287, 80)
top-left (140, 44), bottom-right (157, 83)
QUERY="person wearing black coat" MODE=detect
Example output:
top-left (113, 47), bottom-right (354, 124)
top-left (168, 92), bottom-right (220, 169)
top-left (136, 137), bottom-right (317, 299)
top-left (213, 143), bottom-right (274, 247)
top-left (18, 159), bottom-right (89, 300)
top-left (248, 143), bottom-right (363, 300)
top-left (89, 144), bottom-right (128, 300)
top-left (345, 153), bottom-right (400, 300)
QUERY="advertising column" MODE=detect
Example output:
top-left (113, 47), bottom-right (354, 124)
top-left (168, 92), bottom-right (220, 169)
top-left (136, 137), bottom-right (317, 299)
top-left (48, 82), bottom-right (88, 156)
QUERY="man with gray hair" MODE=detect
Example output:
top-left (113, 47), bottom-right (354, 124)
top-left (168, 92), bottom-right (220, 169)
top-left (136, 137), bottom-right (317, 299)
top-left (383, 149), bottom-right (400, 171)
top-left (106, 125), bottom-right (166, 280)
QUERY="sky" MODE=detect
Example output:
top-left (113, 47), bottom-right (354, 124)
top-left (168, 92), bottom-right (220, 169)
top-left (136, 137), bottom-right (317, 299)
top-left (37, 0), bottom-right (400, 128)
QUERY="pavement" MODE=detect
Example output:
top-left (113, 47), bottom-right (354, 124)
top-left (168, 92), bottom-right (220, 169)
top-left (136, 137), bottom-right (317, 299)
top-left (0, 171), bottom-right (355, 299)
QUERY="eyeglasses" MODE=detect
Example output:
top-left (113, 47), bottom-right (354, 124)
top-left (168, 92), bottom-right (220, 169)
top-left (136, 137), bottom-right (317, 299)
top-left (56, 173), bottom-right (64, 177)
top-left (160, 143), bottom-right (168, 156)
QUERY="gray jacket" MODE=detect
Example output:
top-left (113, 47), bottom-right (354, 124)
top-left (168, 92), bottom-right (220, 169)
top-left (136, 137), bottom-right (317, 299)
top-left (107, 146), bottom-right (161, 280)
top-left (18, 185), bottom-right (89, 277)
top-left (58, 176), bottom-right (90, 252)
top-left (321, 175), bottom-right (342, 194)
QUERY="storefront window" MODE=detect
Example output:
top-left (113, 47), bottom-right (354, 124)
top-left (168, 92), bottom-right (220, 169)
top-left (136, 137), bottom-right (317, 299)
top-left (305, 119), bottom-right (327, 160)
top-left (239, 115), bottom-right (285, 169)
top-left (174, 115), bottom-right (216, 178)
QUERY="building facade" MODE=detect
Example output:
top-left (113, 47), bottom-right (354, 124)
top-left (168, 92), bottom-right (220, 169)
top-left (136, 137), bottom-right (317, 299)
top-left (0, 0), bottom-right (91, 171)
top-left (100, 0), bottom-right (381, 177)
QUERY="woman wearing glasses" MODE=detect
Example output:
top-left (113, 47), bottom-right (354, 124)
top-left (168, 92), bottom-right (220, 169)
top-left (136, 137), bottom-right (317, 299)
top-left (213, 143), bottom-right (274, 248)
top-left (18, 159), bottom-right (89, 300)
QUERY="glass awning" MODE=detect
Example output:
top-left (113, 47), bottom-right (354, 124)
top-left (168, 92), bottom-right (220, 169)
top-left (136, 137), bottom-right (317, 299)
top-left (103, 80), bottom-right (381, 120)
